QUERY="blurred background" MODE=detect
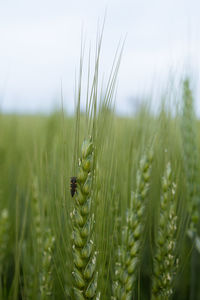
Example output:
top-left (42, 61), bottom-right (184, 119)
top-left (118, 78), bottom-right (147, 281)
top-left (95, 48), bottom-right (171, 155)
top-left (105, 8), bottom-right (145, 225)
top-left (0, 0), bottom-right (200, 115)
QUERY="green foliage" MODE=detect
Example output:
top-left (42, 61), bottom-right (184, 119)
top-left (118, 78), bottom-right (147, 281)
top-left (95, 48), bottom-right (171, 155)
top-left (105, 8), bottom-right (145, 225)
top-left (0, 95), bottom-right (200, 299)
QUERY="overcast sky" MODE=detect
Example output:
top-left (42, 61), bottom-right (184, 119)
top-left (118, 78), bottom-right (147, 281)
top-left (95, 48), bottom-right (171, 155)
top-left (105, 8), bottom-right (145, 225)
top-left (0, 0), bottom-right (200, 115)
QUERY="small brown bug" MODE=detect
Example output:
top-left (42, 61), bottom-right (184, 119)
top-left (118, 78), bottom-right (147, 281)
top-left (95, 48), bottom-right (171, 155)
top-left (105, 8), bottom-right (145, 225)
top-left (70, 177), bottom-right (77, 197)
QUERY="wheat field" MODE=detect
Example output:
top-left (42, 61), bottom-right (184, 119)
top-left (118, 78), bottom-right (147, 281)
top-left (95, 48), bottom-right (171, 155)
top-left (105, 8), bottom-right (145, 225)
top-left (0, 43), bottom-right (200, 300)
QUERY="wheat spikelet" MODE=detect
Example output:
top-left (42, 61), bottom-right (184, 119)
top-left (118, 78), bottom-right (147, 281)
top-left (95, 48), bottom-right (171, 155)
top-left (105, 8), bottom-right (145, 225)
top-left (40, 228), bottom-right (55, 300)
top-left (71, 138), bottom-right (99, 300)
top-left (112, 150), bottom-right (153, 300)
top-left (181, 79), bottom-right (200, 233)
top-left (0, 209), bottom-right (9, 275)
top-left (151, 163), bottom-right (178, 300)
top-left (32, 176), bottom-right (42, 254)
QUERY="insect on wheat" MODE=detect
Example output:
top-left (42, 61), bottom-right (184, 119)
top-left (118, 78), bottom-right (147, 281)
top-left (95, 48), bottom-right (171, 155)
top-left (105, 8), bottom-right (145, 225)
top-left (70, 177), bottom-right (77, 197)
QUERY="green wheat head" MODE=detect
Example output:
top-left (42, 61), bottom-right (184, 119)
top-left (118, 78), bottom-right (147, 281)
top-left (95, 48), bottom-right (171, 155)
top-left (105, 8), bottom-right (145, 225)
top-left (0, 209), bottom-right (9, 275)
top-left (71, 138), bottom-right (99, 300)
top-left (112, 150), bottom-right (153, 300)
top-left (40, 228), bottom-right (55, 300)
top-left (181, 79), bottom-right (200, 233)
top-left (151, 163), bottom-right (178, 300)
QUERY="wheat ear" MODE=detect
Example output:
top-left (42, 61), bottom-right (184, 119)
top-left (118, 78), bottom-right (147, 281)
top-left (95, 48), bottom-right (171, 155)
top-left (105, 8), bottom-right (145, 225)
top-left (40, 228), bottom-right (55, 300)
top-left (71, 139), bottom-right (99, 300)
top-left (0, 209), bottom-right (9, 275)
top-left (151, 163), bottom-right (178, 300)
top-left (112, 151), bottom-right (153, 300)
